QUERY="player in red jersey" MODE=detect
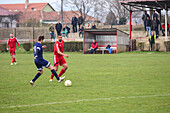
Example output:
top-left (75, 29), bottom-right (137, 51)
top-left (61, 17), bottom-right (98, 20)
top-left (6, 33), bottom-right (21, 65)
top-left (49, 34), bottom-right (68, 82)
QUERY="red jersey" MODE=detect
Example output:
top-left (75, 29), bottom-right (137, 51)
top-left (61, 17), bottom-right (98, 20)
top-left (91, 42), bottom-right (98, 49)
top-left (54, 40), bottom-right (64, 58)
top-left (7, 37), bottom-right (20, 49)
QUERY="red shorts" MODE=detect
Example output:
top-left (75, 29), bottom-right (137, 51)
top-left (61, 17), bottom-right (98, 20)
top-left (10, 49), bottom-right (16, 55)
top-left (53, 54), bottom-right (67, 67)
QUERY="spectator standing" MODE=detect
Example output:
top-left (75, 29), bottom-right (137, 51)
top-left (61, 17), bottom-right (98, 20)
top-left (55, 21), bottom-right (62, 36)
top-left (49, 23), bottom-right (55, 41)
top-left (146, 17), bottom-right (152, 37)
top-left (152, 17), bottom-right (160, 37)
top-left (149, 32), bottom-right (157, 51)
top-left (162, 23), bottom-right (169, 36)
top-left (90, 40), bottom-right (98, 54)
top-left (152, 10), bottom-right (158, 20)
top-left (142, 11), bottom-right (150, 31)
top-left (91, 23), bottom-right (96, 29)
top-left (78, 14), bottom-right (84, 30)
top-left (62, 25), bottom-right (70, 38)
top-left (71, 14), bottom-right (77, 33)
top-left (79, 25), bottom-right (84, 38)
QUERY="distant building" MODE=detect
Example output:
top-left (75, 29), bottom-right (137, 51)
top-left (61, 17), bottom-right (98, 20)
top-left (0, 7), bottom-right (16, 28)
top-left (0, 0), bottom-right (99, 26)
top-left (0, 0), bottom-right (55, 12)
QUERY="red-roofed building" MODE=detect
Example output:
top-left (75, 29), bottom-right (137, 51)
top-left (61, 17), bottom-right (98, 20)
top-left (0, 0), bottom-right (55, 12)
top-left (0, 0), bottom-right (99, 26)
top-left (0, 7), bottom-right (16, 28)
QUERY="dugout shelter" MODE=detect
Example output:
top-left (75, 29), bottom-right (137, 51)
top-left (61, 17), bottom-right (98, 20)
top-left (83, 28), bottom-right (129, 54)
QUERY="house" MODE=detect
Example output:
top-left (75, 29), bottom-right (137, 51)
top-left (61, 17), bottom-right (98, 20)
top-left (0, 0), bottom-right (55, 12)
top-left (0, 7), bottom-right (16, 28)
top-left (0, 0), bottom-right (100, 26)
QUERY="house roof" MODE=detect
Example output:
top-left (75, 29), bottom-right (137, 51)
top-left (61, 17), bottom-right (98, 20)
top-left (0, 6), bottom-right (14, 16)
top-left (0, 3), bottom-right (48, 12)
top-left (15, 10), bottom-right (99, 23)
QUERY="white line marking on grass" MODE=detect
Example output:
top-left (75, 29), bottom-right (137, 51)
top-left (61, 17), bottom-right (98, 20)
top-left (1, 94), bottom-right (170, 109)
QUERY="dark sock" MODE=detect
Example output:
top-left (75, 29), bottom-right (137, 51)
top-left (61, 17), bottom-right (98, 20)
top-left (32, 72), bottom-right (41, 82)
top-left (51, 69), bottom-right (60, 80)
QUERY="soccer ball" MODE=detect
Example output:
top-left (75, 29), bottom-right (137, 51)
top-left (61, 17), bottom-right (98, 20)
top-left (64, 80), bottom-right (72, 87)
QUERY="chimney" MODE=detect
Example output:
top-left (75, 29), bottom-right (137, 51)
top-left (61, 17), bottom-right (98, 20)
top-left (25, 0), bottom-right (29, 9)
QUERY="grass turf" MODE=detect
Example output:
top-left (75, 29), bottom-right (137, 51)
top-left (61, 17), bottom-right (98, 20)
top-left (0, 52), bottom-right (170, 113)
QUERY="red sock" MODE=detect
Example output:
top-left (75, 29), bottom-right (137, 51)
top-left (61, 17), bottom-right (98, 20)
top-left (12, 58), bottom-right (14, 63)
top-left (58, 68), bottom-right (66, 77)
top-left (50, 73), bottom-right (54, 79)
top-left (13, 58), bottom-right (16, 62)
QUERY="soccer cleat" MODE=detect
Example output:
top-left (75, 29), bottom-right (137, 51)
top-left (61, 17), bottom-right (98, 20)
top-left (10, 63), bottom-right (14, 65)
top-left (58, 76), bottom-right (65, 83)
top-left (30, 80), bottom-right (34, 86)
top-left (14, 62), bottom-right (17, 65)
top-left (49, 79), bottom-right (53, 82)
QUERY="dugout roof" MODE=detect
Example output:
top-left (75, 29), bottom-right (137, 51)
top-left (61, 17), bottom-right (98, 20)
top-left (84, 28), bottom-right (129, 35)
top-left (120, 0), bottom-right (170, 11)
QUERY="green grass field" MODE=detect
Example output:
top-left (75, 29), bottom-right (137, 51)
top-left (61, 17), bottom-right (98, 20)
top-left (0, 52), bottom-right (170, 113)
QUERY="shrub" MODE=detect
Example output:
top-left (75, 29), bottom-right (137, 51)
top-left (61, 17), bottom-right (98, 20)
top-left (138, 42), bottom-right (145, 51)
top-left (164, 41), bottom-right (170, 51)
top-left (0, 43), bottom-right (7, 52)
top-left (23, 43), bottom-right (31, 51)
top-left (155, 43), bottom-right (160, 51)
top-left (42, 42), bottom-right (55, 52)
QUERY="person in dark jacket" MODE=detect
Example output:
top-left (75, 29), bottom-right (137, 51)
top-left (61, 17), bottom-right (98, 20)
top-left (142, 11), bottom-right (150, 31)
top-left (146, 17), bottom-right (152, 37)
top-left (152, 10), bottom-right (158, 20)
top-left (55, 21), bottom-right (62, 36)
top-left (152, 17), bottom-right (160, 37)
top-left (71, 14), bottom-right (78, 33)
top-left (91, 23), bottom-right (96, 29)
top-left (78, 14), bottom-right (84, 30)
top-left (49, 23), bottom-right (55, 41)
top-left (79, 25), bottom-right (84, 38)
top-left (89, 40), bottom-right (98, 54)
top-left (149, 32), bottom-right (157, 51)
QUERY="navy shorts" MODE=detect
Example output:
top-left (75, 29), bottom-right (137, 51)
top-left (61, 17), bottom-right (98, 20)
top-left (34, 58), bottom-right (51, 71)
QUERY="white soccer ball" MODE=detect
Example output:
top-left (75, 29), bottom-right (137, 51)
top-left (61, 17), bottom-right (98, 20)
top-left (64, 80), bottom-right (72, 87)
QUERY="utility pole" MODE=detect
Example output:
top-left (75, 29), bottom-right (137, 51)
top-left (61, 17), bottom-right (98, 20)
top-left (61, 0), bottom-right (63, 24)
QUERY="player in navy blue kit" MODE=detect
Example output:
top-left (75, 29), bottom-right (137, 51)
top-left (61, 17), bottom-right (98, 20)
top-left (30, 36), bottom-right (65, 86)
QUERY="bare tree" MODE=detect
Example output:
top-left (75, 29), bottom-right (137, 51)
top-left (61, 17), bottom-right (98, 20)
top-left (64, 0), bottom-right (103, 23)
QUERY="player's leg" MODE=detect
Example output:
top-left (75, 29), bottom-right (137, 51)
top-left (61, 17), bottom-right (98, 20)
top-left (49, 55), bottom-right (59, 81)
top-left (58, 58), bottom-right (68, 77)
top-left (47, 64), bottom-right (65, 82)
top-left (30, 69), bottom-right (43, 86)
top-left (49, 66), bottom-right (58, 82)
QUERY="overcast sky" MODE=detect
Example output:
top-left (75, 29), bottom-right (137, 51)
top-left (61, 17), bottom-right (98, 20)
top-left (0, 0), bottom-right (65, 11)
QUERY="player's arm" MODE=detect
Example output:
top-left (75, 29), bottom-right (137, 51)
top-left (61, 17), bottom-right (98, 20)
top-left (6, 39), bottom-right (9, 50)
top-left (57, 50), bottom-right (69, 58)
top-left (34, 47), bottom-right (41, 59)
top-left (16, 38), bottom-right (21, 50)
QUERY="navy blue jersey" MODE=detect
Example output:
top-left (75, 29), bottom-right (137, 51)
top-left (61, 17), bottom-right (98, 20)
top-left (33, 42), bottom-right (43, 59)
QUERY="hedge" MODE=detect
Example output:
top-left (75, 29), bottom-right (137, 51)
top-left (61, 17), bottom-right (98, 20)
top-left (0, 43), bottom-right (7, 52)
top-left (34, 41), bottom-right (83, 52)
top-left (0, 41), bottom-right (83, 52)
top-left (23, 43), bottom-right (32, 51)
top-left (164, 41), bottom-right (170, 51)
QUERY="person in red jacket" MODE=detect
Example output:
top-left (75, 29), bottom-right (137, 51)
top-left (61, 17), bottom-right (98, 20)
top-left (162, 23), bottom-right (169, 36)
top-left (6, 33), bottom-right (21, 65)
top-left (90, 40), bottom-right (98, 54)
